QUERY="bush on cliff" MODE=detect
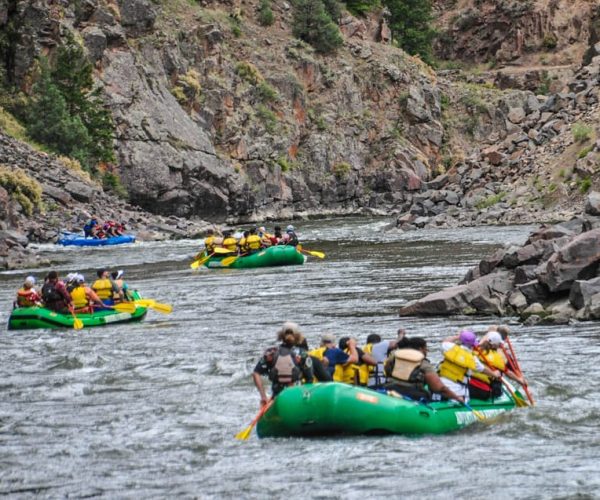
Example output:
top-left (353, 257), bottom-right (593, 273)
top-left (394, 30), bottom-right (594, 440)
top-left (0, 165), bottom-right (43, 216)
top-left (292, 0), bottom-right (343, 54)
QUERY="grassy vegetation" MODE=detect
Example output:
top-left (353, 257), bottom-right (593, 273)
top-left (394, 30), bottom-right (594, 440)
top-left (572, 122), bottom-right (593, 143)
top-left (332, 161), bottom-right (351, 179)
top-left (0, 165), bottom-right (43, 216)
top-left (475, 192), bottom-right (505, 209)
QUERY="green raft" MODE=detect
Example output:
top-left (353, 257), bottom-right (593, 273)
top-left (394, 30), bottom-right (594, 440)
top-left (8, 293), bottom-right (147, 330)
top-left (256, 382), bottom-right (519, 438)
top-left (205, 245), bottom-right (306, 269)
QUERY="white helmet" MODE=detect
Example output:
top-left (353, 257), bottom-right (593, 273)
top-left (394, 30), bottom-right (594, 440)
top-left (286, 224), bottom-right (294, 232)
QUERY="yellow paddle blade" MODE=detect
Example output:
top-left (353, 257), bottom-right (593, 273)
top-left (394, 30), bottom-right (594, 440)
top-left (221, 256), bottom-right (238, 266)
top-left (235, 425), bottom-right (254, 440)
top-left (112, 302), bottom-right (137, 313)
top-left (133, 299), bottom-right (173, 314)
top-left (73, 317), bottom-right (84, 330)
top-left (190, 259), bottom-right (202, 269)
top-left (214, 247), bottom-right (235, 254)
top-left (305, 249), bottom-right (325, 259)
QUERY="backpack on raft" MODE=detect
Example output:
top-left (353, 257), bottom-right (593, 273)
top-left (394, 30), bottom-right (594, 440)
top-left (468, 377), bottom-right (503, 400)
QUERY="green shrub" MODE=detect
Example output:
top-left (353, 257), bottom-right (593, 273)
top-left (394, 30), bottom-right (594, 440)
top-left (578, 145), bottom-right (593, 159)
top-left (257, 0), bottom-right (275, 25)
top-left (344, 0), bottom-right (377, 16)
top-left (102, 171), bottom-right (128, 199)
top-left (0, 165), bottom-right (43, 216)
top-left (277, 156), bottom-right (290, 172)
top-left (256, 104), bottom-right (277, 133)
top-left (579, 177), bottom-right (592, 193)
top-left (257, 80), bottom-right (278, 102)
top-left (235, 61), bottom-right (263, 85)
top-left (475, 192), bottom-right (505, 209)
top-left (332, 161), bottom-right (351, 179)
top-left (292, 0), bottom-right (343, 54)
top-left (542, 33), bottom-right (557, 50)
top-left (573, 122), bottom-right (593, 143)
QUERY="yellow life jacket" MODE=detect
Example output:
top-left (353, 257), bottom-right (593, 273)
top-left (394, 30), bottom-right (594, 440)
top-left (70, 285), bottom-right (88, 309)
top-left (472, 349), bottom-right (506, 384)
top-left (438, 344), bottom-right (477, 383)
top-left (308, 346), bottom-right (327, 360)
top-left (222, 236), bottom-right (237, 252)
top-left (333, 349), bottom-right (368, 386)
top-left (238, 237), bottom-right (247, 252)
top-left (390, 348), bottom-right (425, 383)
top-left (246, 234), bottom-right (262, 251)
top-left (204, 235), bottom-right (216, 253)
top-left (357, 343), bottom-right (375, 386)
top-left (261, 233), bottom-right (273, 247)
top-left (92, 278), bottom-right (113, 300)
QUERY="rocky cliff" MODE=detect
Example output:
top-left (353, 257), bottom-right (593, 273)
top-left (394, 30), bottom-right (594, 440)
top-left (1, 0), bottom-right (600, 234)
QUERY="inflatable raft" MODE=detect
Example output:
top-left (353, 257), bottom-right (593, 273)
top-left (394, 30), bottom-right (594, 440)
top-left (57, 232), bottom-right (136, 246)
top-left (256, 382), bottom-right (519, 438)
top-left (8, 300), bottom-right (147, 330)
top-left (204, 246), bottom-right (306, 269)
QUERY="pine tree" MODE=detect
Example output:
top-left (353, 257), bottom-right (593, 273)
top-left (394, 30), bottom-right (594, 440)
top-left (292, 0), bottom-right (343, 54)
top-left (383, 0), bottom-right (436, 64)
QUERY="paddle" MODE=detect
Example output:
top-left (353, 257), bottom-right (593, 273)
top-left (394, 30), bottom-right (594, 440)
top-left (132, 299), bottom-right (173, 314)
top-left (68, 305), bottom-right (84, 330)
top-left (475, 346), bottom-right (530, 407)
top-left (221, 255), bottom-right (239, 267)
top-left (296, 244), bottom-right (325, 259)
top-left (191, 252), bottom-right (214, 269)
top-left (110, 302), bottom-right (137, 314)
top-left (463, 402), bottom-right (486, 421)
top-left (235, 399), bottom-right (275, 440)
top-left (502, 340), bottom-right (535, 406)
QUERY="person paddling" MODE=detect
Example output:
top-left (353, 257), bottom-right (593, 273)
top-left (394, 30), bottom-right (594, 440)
top-left (41, 271), bottom-right (73, 314)
top-left (252, 322), bottom-right (314, 407)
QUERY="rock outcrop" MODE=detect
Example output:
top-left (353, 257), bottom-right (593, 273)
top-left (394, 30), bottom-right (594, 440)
top-left (399, 192), bottom-right (600, 324)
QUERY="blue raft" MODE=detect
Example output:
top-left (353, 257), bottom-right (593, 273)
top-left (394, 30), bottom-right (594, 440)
top-left (57, 232), bottom-right (136, 247)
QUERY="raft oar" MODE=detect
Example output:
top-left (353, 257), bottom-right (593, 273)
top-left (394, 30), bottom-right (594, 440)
top-left (297, 244), bottom-right (325, 259)
top-left (132, 299), bottom-right (173, 314)
top-left (504, 338), bottom-right (535, 406)
top-left (463, 402), bottom-right (486, 421)
top-left (475, 346), bottom-right (530, 408)
top-left (110, 302), bottom-right (137, 314)
top-left (191, 252), bottom-right (214, 269)
top-left (235, 399), bottom-right (274, 440)
top-left (221, 255), bottom-right (239, 267)
top-left (68, 305), bottom-right (84, 330)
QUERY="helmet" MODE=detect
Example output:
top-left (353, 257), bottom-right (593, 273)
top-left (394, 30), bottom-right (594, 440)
top-left (76, 274), bottom-right (85, 284)
top-left (459, 330), bottom-right (478, 348)
top-left (24, 276), bottom-right (36, 286)
top-left (286, 224), bottom-right (294, 232)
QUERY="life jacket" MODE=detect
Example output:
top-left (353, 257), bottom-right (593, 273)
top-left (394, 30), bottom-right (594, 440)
top-left (438, 344), bottom-right (477, 383)
top-left (284, 231), bottom-right (299, 246)
top-left (333, 349), bottom-right (368, 386)
top-left (261, 233), bottom-right (273, 247)
top-left (308, 346), bottom-right (327, 360)
top-left (92, 278), bottom-right (113, 300)
top-left (204, 235), bottom-right (216, 253)
top-left (268, 346), bottom-right (302, 386)
top-left (70, 285), bottom-right (88, 309)
top-left (42, 281), bottom-right (67, 310)
top-left (238, 237), bottom-right (247, 253)
top-left (472, 349), bottom-right (506, 384)
top-left (16, 288), bottom-right (40, 307)
top-left (222, 236), bottom-right (238, 252)
top-left (388, 348), bottom-right (426, 384)
top-left (246, 234), bottom-right (262, 251)
top-left (358, 343), bottom-right (376, 387)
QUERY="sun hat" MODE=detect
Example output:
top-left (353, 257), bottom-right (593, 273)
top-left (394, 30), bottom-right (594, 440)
top-left (459, 330), bottom-right (478, 348)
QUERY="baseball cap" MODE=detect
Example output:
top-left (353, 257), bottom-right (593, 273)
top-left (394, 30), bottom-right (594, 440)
top-left (487, 331), bottom-right (503, 347)
top-left (459, 330), bottom-right (478, 348)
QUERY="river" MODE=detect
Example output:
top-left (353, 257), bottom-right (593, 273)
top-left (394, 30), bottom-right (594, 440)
top-left (1, 217), bottom-right (598, 499)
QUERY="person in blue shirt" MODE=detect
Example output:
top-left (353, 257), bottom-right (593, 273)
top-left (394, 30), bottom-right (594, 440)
top-left (309, 333), bottom-right (358, 377)
top-left (83, 216), bottom-right (100, 238)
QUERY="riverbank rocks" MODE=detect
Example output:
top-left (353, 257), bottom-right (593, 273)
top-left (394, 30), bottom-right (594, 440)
top-left (0, 133), bottom-right (213, 269)
top-left (399, 212), bottom-right (600, 324)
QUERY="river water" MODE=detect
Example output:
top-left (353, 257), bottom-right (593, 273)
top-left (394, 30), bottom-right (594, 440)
top-left (1, 217), bottom-right (598, 499)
